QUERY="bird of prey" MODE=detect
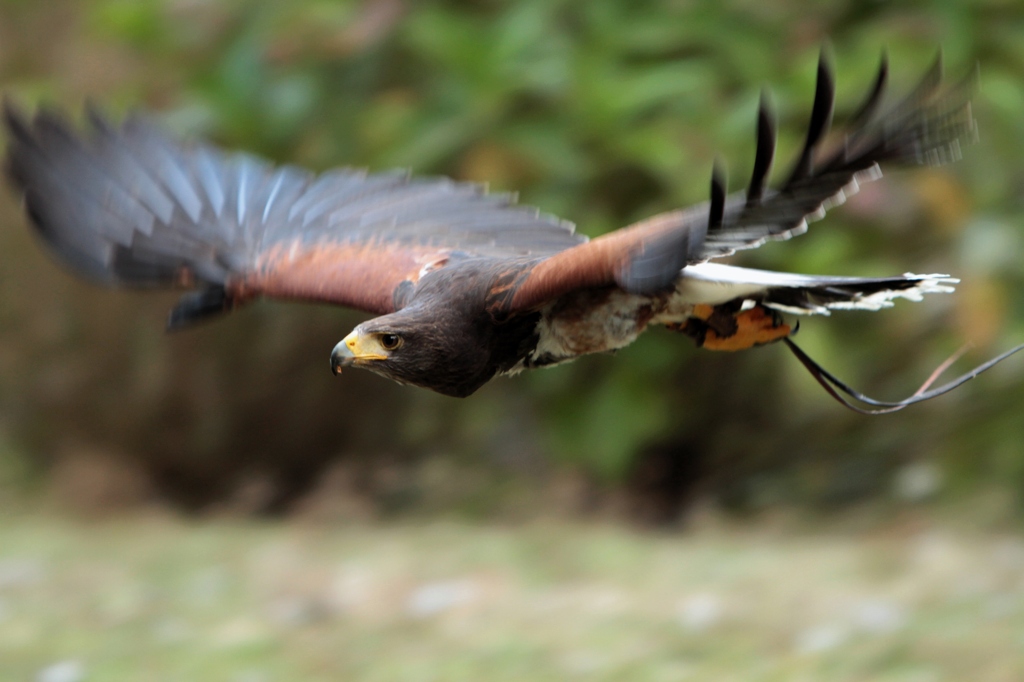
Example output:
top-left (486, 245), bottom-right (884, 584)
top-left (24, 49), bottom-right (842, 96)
top-left (5, 55), bottom-right (1020, 410)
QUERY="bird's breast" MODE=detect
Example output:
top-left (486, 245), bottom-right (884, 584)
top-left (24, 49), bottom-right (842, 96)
top-left (524, 287), bottom-right (673, 369)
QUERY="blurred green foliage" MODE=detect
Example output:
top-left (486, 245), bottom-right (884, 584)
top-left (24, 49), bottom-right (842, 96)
top-left (2, 0), bottom-right (1024, 515)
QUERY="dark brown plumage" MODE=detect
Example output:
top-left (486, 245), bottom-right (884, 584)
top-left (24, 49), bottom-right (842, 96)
top-left (5, 54), bottom-right (1015, 406)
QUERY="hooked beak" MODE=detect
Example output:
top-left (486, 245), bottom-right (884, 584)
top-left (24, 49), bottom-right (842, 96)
top-left (331, 331), bottom-right (388, 375)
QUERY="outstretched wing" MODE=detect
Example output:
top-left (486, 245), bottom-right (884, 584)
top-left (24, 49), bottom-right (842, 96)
top-left (3, 102), bottom-right (582, 323)
top-left (504, 54), bottom-right (977, 312)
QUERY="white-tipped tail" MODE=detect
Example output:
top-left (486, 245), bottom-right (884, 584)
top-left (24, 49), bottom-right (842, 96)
top-left (676, 263), bottom-right (957, 316)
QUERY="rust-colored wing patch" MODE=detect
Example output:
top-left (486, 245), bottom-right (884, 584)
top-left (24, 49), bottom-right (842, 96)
top-left (506, 207), bottom-right (704, 311)
top-left (236, 239), bottom-right (450, 314)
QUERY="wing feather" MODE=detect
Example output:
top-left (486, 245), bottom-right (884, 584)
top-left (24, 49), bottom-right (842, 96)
top-left (4, 101), bottom-right (582, 319)
top-left (505, 54), bottom-right (976, 312)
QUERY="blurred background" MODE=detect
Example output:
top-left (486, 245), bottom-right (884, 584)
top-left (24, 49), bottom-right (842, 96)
top-left (3, 0), bottom-right (1024, 679)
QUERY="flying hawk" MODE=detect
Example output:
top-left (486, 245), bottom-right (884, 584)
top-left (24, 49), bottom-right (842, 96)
top-left (5, 55), bottom-right (1019, 411)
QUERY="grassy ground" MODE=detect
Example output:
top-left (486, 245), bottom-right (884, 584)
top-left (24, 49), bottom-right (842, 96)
top-left (2, 510), bottom-right (1023, 681)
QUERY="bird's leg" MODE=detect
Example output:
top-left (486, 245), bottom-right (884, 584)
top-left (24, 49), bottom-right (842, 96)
top-left (672, 302), bottom-right (792, 351)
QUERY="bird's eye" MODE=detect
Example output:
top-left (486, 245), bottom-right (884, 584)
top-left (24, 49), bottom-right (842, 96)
top-left (379, 333), bottom-right (402, 351)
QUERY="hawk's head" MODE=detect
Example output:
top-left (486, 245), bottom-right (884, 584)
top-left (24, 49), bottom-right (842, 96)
top-left (330, 304), bottom-right (500, 398)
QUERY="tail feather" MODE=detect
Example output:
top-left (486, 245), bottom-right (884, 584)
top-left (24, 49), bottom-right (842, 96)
top-left (677, 262), bottom-right (956, 315)
top-left (759, 274), bottom-right (957, 315)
